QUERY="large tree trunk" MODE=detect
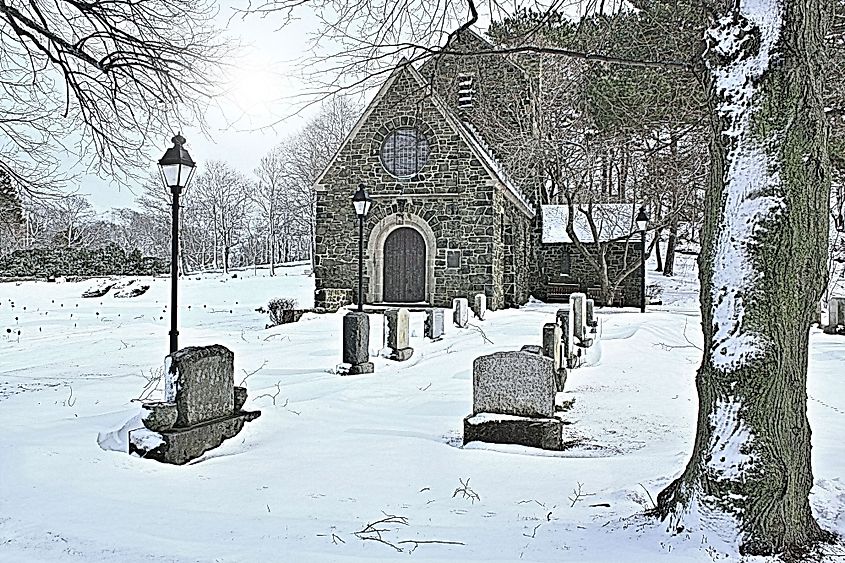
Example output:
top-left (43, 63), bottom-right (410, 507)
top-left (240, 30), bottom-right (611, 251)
top-left (655, 0), bottom-right (832, 557)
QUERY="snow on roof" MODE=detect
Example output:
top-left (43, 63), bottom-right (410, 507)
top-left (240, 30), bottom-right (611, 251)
top-left (542, 204), bottom-right (638, 243)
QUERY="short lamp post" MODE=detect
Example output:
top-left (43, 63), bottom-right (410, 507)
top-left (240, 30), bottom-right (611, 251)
top-left (636, 206), bottom-right (649, 314)
top-left (352, 184), bottom-right (373, 312)
top-left (158, 134), bottom-right (196, 353)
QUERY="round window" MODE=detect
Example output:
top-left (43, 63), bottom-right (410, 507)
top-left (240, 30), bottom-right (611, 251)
top-left (380, 127), bottom-right (430, 178)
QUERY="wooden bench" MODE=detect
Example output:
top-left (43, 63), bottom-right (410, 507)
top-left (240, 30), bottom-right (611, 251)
top-left (586, 287), bottom-right (622, 307)
top-left (546, 283), bottom-right (581, 302)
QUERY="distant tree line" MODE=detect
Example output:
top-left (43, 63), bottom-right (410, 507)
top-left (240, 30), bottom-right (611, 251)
top-left (0, 98), bottom-right (359, 277)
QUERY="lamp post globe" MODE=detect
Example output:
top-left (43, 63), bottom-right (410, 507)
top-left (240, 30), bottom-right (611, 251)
top-left (352, 184), bottom-right (373, 312)
top-left (635, 206), bottom-right (649, 313)
top-left (159, 134), bottom-right (196, 354)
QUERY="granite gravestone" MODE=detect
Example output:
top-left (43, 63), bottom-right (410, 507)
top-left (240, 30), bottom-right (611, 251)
top-left (128, 344), bottom-right (260, 465)
top-left (586, 299), bottom-right (597, 329)
top-left (384, 308), bottom-right (413, 361)
top-left (463, 351), bottom-right (563, 450)
top-left (824, 297), bottom-right (845, 335)
top-left (830, 297), bottom-right (845, 326)
top-left (571, 293), bottom-right (587, 341)
top-left (556, 306), bottom-right (576, 369)
top-left (453, 298), bottom-right (469, 328)
top-left (424, 308), bottom-right (445, 340)
top-left (473, 293), bottom-right (487, 321)
top-left (343, 312), bottom-right (374, 374)
top-left (542, 322), bottom-right (566, 391)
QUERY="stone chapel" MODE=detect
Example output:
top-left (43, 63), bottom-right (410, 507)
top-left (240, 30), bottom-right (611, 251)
top-left (312, 29), bottom-right (644, 311)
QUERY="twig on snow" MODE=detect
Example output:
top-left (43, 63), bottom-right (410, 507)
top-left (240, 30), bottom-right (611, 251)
top-left (239, 360), bottom-right (268, 386)
top-left (453, 478), bottom-right (481, 503)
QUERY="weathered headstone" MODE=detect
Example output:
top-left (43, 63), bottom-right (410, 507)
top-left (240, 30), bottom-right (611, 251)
top-left (384, 308), bottom-right (413, 361)
top-left (473, 293), bottom-right (487, 321)
top-left (472, 351), bottom-right (555, 417)
top-left (825, 297), bottom-right (845, 334)
top-left (463, 351), bottom-right (563, 450)
top-left (556, 307), bottom-right (576, 368)
top-left (424, 308), bottom-right (445, 340)
top-left (829, 297), bottom-right (845, 326)
top-left (542, 322), bottom-right (567, 391)
top-left (129, 344), bottom-right (260, 465)
top-left (571, 293), bottom-right (587, 342)
top-left (453, 298), bottom-right (469, 328)
top-left (555, 305), bottom-right (570, 329)
top-left (343, 312), bottom-right (374, 374)
top-left (586, 299), bottom-right (597, 329)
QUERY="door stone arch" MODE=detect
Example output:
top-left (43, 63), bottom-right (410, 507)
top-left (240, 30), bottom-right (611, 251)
top-left (367, 213), bottom-right (436, 304)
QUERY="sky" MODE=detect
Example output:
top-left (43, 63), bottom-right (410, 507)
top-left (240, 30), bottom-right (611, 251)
top-left (79, 4), bottom-right (317, 214)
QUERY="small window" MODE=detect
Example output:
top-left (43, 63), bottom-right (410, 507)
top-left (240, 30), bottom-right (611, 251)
top-left (447, 250), bottom-right (461, 268)
top-left (380, 128), bottom-right (430, 178)
top-left (561, 249), bottom-right (571, 275)
top-left (457, 74), bottom-right (475, 110)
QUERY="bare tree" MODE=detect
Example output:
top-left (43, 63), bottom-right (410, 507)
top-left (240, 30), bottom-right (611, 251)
top-left (0, 0), bottom-right (227, 193)
top-left (192, 160), bottom-right (252, 274)
top-left (252, 147), bottom-right (286, 275)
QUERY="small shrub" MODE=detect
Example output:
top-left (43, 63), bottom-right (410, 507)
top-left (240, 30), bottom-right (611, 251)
top-left (266, 298), bottom-right (298, 326)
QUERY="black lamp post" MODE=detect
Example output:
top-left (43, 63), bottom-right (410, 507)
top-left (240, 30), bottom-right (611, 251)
top-left (636, 206), bottom-right (649, 313)
top-left (351, 184), bottom-right (373, 312)
top-left (158, 134), bottom-right (196, 353)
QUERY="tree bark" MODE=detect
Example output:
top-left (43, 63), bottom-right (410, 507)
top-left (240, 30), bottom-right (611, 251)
top-left (655, 0), bottom-right (833, 556)
top-left (654, 227), bottom-right (664, 272)
top-left (663, 213), bottom-right (678, 277)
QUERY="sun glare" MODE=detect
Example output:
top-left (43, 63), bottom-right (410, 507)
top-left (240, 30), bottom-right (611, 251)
top-left (224, 64), bottom-right (285, 120)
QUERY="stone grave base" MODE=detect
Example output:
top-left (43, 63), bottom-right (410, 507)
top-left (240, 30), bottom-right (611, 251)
top-left (347, 362), bottom-right (374, 375)
top-left (388, 347), bottom-right (414, 361)
top-left (129, 410), bottom-right (260, 465)
top-left (463, 413), bottom-right (564, 451)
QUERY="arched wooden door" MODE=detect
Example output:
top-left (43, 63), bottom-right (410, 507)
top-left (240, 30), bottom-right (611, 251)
top-left (383, 227), bottom-right (426, 302)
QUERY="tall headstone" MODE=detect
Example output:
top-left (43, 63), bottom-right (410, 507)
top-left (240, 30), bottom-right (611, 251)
top-left (586, 299), bottom-right (597, 329)
top-left (542, 322), bottom-right (566, 391)
top-left (556, 307), bottom-right (575, 368)
top-left (384, 308), bottom-right (413, 361)
top-left (129, 344), bottom-right (260, 464)
top-left (829, 297), bottom-right (845, 326)
top-left (343, 312), bottom-right (374, 374)
top-left (555, 305), bottom-right (570, 329)
top-left (453, 298), bottom-right (469, 328)
top-left (473, 293), bottom-right (487, 321)
top-left (463, 351), bottom-right (563, 450)
top-left (424, 308), bottom-right (445, 340)
top-left (571, 293), bottom-right (587, 341)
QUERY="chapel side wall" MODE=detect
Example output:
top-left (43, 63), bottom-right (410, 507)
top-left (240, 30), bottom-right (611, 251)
top-left (534, 241), bottom-right (644, 307)
top-left (491, 189), bottom-right (532, 309)
top-left (314, 70), bottom-right (498, 309)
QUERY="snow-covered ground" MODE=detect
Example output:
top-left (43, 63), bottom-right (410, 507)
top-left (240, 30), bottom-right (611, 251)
top-left (0, 256), bottom-right (842, 562)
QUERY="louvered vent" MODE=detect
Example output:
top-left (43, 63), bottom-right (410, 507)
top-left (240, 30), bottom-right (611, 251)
top-left (457, 74), bottom-right (475, 110)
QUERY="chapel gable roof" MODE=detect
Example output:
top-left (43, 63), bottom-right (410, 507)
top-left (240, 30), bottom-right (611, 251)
top-left (312, 59), bottom-right (535, 218)
top-left (542, 204), bottom-right (639, 243)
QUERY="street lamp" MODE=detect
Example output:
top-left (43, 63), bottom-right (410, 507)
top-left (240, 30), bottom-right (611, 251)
top-left (636, 206), bottom-right (649, 313)
top-left (352, 184), bottom-right (373, 312)
top-left (159, 133), bottom-right (196, 353)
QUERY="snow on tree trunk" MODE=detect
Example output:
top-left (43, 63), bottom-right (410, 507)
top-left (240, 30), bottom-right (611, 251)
top-left (655, 0), bottom-right (832, 556)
